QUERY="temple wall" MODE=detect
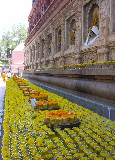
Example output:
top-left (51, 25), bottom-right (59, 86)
top-left (24, 0), bottom-right (115, 70)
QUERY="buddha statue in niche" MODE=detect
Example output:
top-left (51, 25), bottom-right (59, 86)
top-left (48, 34), bottom-right (52, 55)
top-left (57, 30), bottom-right (62, 51)
top-left (85, 7), bottom-right (99, 46)
top-left (70, 22), bottom-right (76, 45)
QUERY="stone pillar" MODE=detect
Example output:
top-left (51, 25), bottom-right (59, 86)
top-left (107, 0), bottom-right (115, 60)
top-left (44, 36), bottom-right (47, 60)
top-left (25, 50), bottom-right (27, 65)
top-left (74, 1), bottom-right (82, 64)
top-left (97, 48), bottom-right (109, 62)
top-left (35, 40), bottom-right (39, 61)
top-left (97, 0), bottom-right (110, 62)
top-left (39, 37), bottom-right (42, 60)
top-left (51, 28), bottom-right (54, 58)
top-left (29, 47), bottom-right (32, 66)
top-left (110, 0), bottom-right (115, 32)
top-left (60, 17), bottom-right (65, 65)
top-left (99, 0), bottom-right (110, 45)
top-left (24, 50), bottom-right (26, 68)
top-left (49, 27), bottom-right (54, 67)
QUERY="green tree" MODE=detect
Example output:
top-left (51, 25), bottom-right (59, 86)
top-left (0, 23), bottom-right (27, 58)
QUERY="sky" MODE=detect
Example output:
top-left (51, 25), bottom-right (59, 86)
top-left (0, 0), bottom-right (32, 37)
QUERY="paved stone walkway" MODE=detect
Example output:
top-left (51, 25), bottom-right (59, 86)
top-left (0, 77), bottom-right (6, 159)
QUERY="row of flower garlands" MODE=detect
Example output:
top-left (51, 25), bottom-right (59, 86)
top-left (2, 76), bottom-right (115, 160)
top-left (26, 60), bottom-right (115, 71)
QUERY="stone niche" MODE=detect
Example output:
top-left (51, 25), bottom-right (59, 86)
top-left (55, 26), bottom-right (61, 53)
top-left (83, 0), bottom-right (99, 47)
top-left (41, 39), bottom-right (45, 58)
top-left (47, 33), bottom-right (52, 56)
top-left (66, 15), bottom-right (76, 49)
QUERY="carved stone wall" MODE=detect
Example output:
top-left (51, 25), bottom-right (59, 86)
top-left (24, 0), bottom-right (115, 69)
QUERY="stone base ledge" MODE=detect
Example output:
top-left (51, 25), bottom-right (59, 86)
top-left (23, 74), bottom-right (115, 101)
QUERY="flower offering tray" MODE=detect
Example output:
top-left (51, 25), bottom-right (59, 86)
top-left (44, 118), bottom-right (81, 130)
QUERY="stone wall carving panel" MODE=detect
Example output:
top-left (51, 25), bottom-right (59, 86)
top-left (81, 50), bottom-right (98, 63)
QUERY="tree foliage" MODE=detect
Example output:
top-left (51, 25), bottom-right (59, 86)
top-left (0, 59), bottom-right (9, 65)
top-left (0, 23), bottom-right (27, 58)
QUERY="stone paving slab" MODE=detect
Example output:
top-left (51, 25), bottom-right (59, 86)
top-left (0, 78), bottom-right (6, 160)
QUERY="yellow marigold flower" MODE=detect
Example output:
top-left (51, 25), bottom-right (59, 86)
top-left (54, 154), bottom-right (63, 158)
top-left (23, 157), bottom-right (31, 160)
top-left (12, 153), bottom-right (20, 158)
top-left (36, 137), bottom-right (43, 143)
top-left (33, 155), bottom-right (42, 160)
top-left (21, 152), bottom-right (28, 156)
top-left (65, 138), bottom-right (73, 143)
top-left (3, 158), bottom-right (11, 160)
top-left (36, 142), bottom-right (44, 147)
top-left (44, 153), bottom-right (53, 159)
top-left (56, 157), bottom-right (65, 160)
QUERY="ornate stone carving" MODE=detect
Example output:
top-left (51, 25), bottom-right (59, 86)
top-left (97, 47), bottom-right (109, 62)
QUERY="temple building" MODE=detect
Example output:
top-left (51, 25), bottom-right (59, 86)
top-left (10, 43), bottom-right (24, 75)
top-left (24, 0), bottom-right (115, 69)
top-left (23, 0), bottom-right (115, 120)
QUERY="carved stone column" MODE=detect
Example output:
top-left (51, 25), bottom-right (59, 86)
top-left (51, 26), bottom-right (54, 58)
top-left (99, 0), bottom-right (110, 45)
top-left (35, 40), bottom-right (40, 62)
top-left (97, 47), bottom-right (109, 62)
top-left (96, 0), bottom-right (110, 62)
top-left (107, 35), bottom-right (115, 60)
top-left (43, 36), bottom-right (48, 67)
top-left (60, 57), bottom-right (65, 66)
top-left (110, 0), bottom-right (115, 33)
top-left (60, 16), bottom-right (65, 63)
top-left (74, 0), bottom-right (82, 64)
top-left (29, 47), bottom-right (32, 67)
top-left (34, 41), bottom-right (37, 62)
top-left (26, 50), bottom-right (29, 66)
top-left (39, 37), bottom-right (43, 60)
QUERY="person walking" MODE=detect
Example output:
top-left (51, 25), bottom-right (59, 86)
top-left (7, 71), bottom-right (12, 78)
